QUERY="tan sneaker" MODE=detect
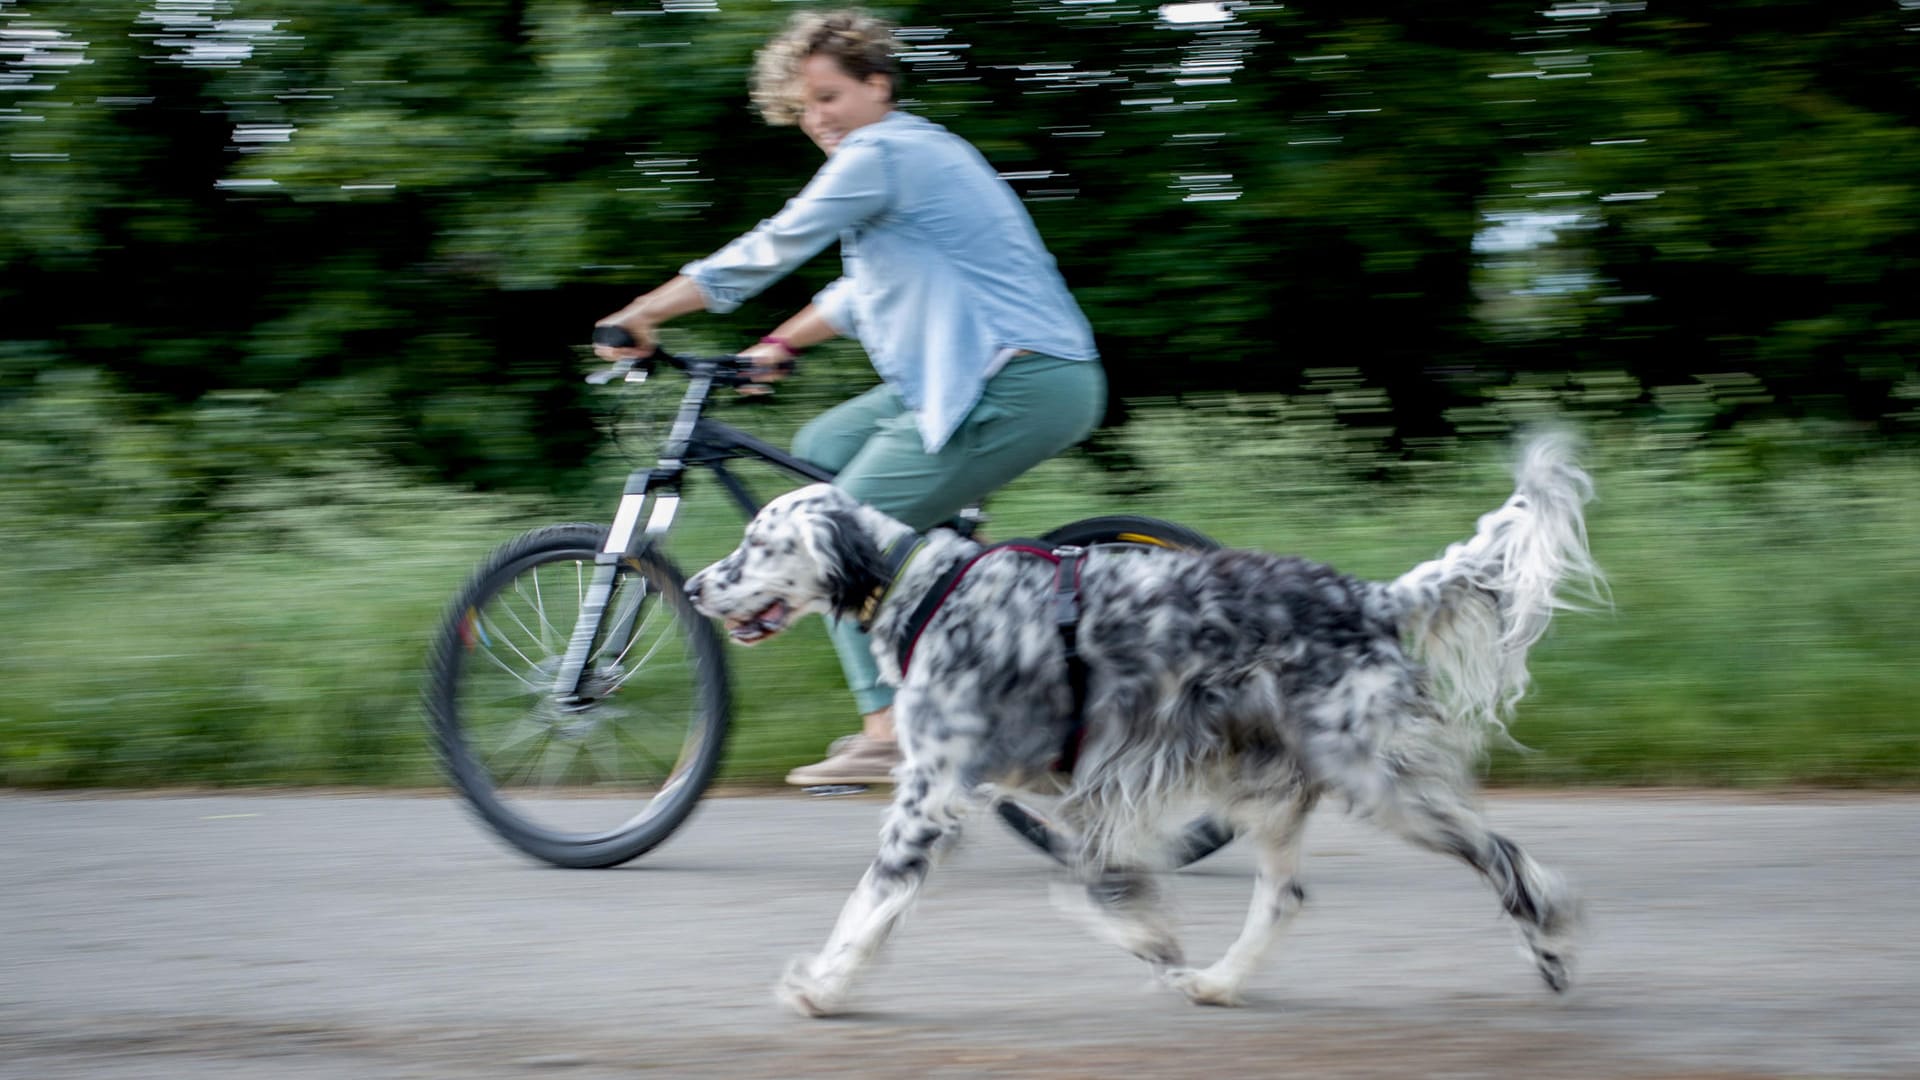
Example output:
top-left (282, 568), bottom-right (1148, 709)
top-left (786, 734), bottom-right (902, 787)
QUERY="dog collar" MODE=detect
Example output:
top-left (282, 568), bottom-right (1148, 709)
top-left (856, 534), bottom-right (927, 632)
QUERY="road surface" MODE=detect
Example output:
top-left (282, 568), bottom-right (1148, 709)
top-left (5, 791), bottom-right (1917, 1078)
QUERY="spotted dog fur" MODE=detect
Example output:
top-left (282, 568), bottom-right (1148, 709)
top-left (686, 433), bottom-right (1605, 1018)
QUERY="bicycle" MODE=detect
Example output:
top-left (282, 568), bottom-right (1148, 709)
top-left (425, 331), bottom-right (1232, 869)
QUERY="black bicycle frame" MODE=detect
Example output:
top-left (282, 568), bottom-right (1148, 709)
top-left (554, 354), bottom-right (974, 699)
top-left (687, 418), bottom-right (835, 518)
top-left (554, 361), bottom-right (830, 698)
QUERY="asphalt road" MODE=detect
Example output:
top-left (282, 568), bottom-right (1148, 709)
top-left (5, 791), bottom-right (1918, 1079)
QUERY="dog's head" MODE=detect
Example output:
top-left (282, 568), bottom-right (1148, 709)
top-left (686, 484), bottom-right (893, 645)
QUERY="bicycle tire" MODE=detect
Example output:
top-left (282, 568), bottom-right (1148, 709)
top-left (1038, 514), bottom-right (1220, 555)
top-left (990, 514), bottom-right (1238, 869)
top-left (426, 523), bottom-right (729, 868)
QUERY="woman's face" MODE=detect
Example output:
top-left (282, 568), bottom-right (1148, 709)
top-left (797, 53), bottom-right (893, 156)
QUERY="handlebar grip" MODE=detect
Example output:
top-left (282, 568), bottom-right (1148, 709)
top-left (592, 325), bottom-right (638, 349)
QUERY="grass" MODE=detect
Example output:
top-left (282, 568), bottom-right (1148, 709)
top-left (2, 389), bottom-right (1917, 790)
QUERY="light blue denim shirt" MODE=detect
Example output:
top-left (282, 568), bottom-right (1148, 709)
top-left (680, 111), bottom-right (1098, 452)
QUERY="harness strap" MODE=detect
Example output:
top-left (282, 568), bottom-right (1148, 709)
top-left (1051, 545), bottom-right (1092, 776)
top-left (894, 540), bottom-right (1092, 776)
top-left (896, 539), bottom-right (1059, 674)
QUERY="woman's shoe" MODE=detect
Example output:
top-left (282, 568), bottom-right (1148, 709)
top-left (785, 733), bottom-right (902, 786)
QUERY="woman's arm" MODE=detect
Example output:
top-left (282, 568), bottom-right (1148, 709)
top-left (596, 139), bottom-right (887, 359)
top-left (738, 303), bottom-right (840, 386)
top-left (761, 304), bottom-right (840, 352)
top-left (672, 141), bottom-right (890, 315)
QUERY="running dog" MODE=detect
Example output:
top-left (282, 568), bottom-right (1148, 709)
top-left (685, 433), bottom-right (1604, 1017)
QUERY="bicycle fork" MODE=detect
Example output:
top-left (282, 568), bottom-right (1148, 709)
top-left (550, 469), bottom-right (683, 700)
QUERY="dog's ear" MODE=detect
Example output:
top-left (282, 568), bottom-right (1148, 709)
top-left (806, 506), bottom-right (887, 617)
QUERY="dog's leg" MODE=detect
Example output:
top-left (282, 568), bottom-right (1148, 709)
top-left (1162, 791), bottom-right (1315, 1007)
top-left (777, 764), bottom-right (974, 1018)
top-left (1370, 775), bottom-right (1580, 993)
top-left (1052, 865), bottom-right (1186, 977)
top-left (1047, 799), bottom-right (1187, 976)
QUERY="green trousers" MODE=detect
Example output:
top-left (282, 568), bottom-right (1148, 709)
top-left (791, 353), bottom-right (1107, 714)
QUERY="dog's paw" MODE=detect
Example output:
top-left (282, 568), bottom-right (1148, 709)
top-left (1534, 947), bottom-right (1572, 994)
top-left (1515, 930), bottom-right (1575, 994)
top-left (1160, 966), bottom-right (1244, 1007)
top-left (775, 955), bottom-right (846, 1018)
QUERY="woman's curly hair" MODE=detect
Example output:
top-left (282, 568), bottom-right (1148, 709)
top-left (751, 9), bottom-right (901, 126)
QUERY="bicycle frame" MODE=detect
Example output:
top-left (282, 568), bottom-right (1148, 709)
top-left (553, 352), bottom-right (989, 699)
top-left (552, 359), bottom-right (834, 700)
top-left (458, 347), bottom-right (1234, 870)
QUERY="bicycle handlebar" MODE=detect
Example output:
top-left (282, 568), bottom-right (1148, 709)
top-left (590, 325), bottom-right (648, 352)
top-left (589, 325), bottom-right (794, 388)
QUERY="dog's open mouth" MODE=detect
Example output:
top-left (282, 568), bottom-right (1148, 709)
top-left (725, 600), bottom-right (789, 645)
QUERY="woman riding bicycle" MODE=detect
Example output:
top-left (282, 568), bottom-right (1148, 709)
top-left (596, 9), bottom-right (1105, 787)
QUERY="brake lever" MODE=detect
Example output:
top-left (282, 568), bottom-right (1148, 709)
top-left (585, 358), bottom-right (636, 385)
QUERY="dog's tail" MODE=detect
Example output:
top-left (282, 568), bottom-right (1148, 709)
top-left (1380, 432), bottom-right (1606, 743)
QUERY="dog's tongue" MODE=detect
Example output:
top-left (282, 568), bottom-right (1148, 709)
top-left (728, 600), bottom-right (788, 640)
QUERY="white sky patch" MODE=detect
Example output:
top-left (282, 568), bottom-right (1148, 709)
top-left (1474, 211), bottom-right (1585, 254)
top-left (1160, 2), bottom-right (1233, 25)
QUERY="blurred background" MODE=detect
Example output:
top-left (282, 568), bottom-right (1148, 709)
top-left (2, 0), bottom-right (1916, 788)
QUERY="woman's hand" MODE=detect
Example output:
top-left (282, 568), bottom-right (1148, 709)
top-left (735, 340), bottom-right (797, 396)
top-left (594, 276), bottom-right (708, 360)
top-left (593, 307), bottom-right (658, 360)
top-left (739, 306), bottom-right (836, 393)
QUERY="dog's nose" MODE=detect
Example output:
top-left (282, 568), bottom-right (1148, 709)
top-left (684, 575), bottom-right (704, 606)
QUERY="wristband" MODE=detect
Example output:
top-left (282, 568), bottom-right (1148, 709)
top-left (759, 335), bottom-right (801, 357)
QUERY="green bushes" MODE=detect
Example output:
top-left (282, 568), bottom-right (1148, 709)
top-left (3, 365), bottom-right (1915, 788)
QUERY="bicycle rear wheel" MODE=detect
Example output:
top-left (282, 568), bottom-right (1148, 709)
top-left (426, 523), bottom-right (729, 868)
top-left (994, 514), bottom-right (1235, 868)
top-left (1039, 514), bottom-right (1219, 556)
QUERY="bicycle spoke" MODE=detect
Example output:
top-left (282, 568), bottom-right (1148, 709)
top-left (486, 719), bottom-right (558, 786)
top-left (610, 594), bottom-right (667, 669)
top-left (609, 613), bottom-right (689, 693)
top-left (476, 614), bottom-right (546, 686)
top-left (472, 630), bottom-right (546, 693)
top-left (608, 717), bottom-right (684, 777)
top-left (583, 724), bottom-right (637, 789)
top-left (522, 566), bottom-right (569, 651)
top-left (492, 591), bottom-right (549, 661)
top-left (536, 734), bottom-right (583, 791)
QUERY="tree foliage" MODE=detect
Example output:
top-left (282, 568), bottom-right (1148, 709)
top-left (4, 0), bottom-right (1917, 498)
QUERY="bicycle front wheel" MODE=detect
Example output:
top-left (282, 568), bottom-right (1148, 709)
top-left (426, 524), bottom-right (729, 868)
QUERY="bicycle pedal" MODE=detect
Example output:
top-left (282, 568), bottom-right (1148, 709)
top-left (802, 784), bottom-right (870, 798)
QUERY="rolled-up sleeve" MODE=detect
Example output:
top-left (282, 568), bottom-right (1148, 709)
top-left (812, 276), bottom-right (858, 336)
top-left (678, 141), bottom-right (891, 314)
